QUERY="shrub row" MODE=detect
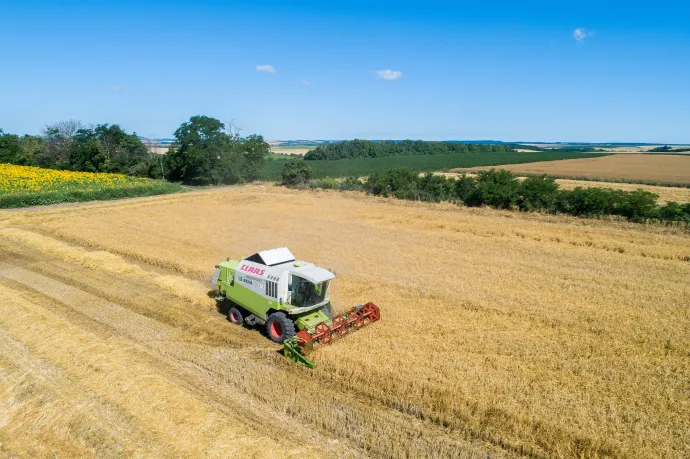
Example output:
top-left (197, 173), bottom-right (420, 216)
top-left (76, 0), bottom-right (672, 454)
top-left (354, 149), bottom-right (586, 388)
top-left (1, 116), bottom-right (271, 185)
top-left (298, 168), bottom-right (690, 224)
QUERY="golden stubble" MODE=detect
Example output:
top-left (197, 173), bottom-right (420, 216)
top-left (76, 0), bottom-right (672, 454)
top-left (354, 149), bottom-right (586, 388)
top-left (1, 184), bottom-right (688, 458)
top-left (454, 154), bottom-right (690, 185)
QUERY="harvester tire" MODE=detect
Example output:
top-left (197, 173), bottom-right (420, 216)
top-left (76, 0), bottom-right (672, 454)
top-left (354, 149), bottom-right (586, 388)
top-left (228, 307), bottom-right (244, 325)
top-left (266, 312), bottom-right (295, 344)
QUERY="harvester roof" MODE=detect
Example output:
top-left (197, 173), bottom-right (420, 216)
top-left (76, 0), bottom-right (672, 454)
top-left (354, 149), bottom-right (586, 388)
top-left (246, 247), bottom-right (295, 266)
top-left (241, 248), bottom-right (335, 284)
top-left (289, 263), bottom-right (335, 284)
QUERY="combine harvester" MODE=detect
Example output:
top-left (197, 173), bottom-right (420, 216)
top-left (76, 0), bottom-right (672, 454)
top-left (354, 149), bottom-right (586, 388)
top-left (213, 248), bottom-right (380, 367)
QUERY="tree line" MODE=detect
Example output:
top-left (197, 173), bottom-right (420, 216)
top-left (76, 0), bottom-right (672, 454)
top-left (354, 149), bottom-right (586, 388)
top-left (0, 115), bottom-right (270, 185)
top-left (0, 121), bottom-right (161, 177)
top-left (649, 146), bottom-right (690, 153)
top-left (286, 167), bottom-right (690, 224)
top-left (304, 139), bottom-right (515, 160)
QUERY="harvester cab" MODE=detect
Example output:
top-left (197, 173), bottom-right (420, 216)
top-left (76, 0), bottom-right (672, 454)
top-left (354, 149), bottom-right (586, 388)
top-left (213, 247), bottom-right (380, 367)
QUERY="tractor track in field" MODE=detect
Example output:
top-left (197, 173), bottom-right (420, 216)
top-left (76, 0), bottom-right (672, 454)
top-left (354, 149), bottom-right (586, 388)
top-left (0, 241), bottom-right (343, 457)
top-left (2, 185), bottom-right (688, 458)
top-left (0, 235), bottom-right (502, 459)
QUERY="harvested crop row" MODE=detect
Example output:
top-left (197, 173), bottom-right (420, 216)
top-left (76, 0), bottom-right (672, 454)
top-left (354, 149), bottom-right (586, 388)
top-left (0, 236), bottom-right (497, 459)
top-left (1, 185), bottom-right (688, 458)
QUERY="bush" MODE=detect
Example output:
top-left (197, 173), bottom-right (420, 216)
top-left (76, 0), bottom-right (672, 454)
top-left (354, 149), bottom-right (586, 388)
top-left (659, 201), bottom-right (690, 223)
top-left (518, 175), bottom-right (559, 211)
top-left (418, 173), bottom-right (456, 202)
top-left (365, 168), bottom-right (419, 197)
top-left (474, 169), bottom-right (520, 209)
top-left (308, 177), bottom-right (338, 190)
top-left (339, 177), bottom-right (364, 191)
top-left (682, 203), bottom-right (690, 221)
top-left (556, 187), bottom-right (615, 216)
top-left (287, 165), bottom-right (688, 226)
top-left (294, 176), bottom-right (365, 192)
top-left (616, 189), bottom-right (659, 221)
top-left (281, 159), bottom-right (312, 186)
top-left (454, 174), bottom-right (479, 205)
top-left (320, 177), bottom-right (339, 189)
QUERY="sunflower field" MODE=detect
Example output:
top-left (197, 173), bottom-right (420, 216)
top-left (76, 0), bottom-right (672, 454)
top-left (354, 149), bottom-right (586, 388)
top-left (0, 164), bottom-right (181, 208)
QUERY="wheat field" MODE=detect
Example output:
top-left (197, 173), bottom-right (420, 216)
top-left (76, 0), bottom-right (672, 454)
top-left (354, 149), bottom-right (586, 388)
top-left (453, 154), bottom-right (690, 185)
top-left (0, 185), bottom-right (688, 458)
top-left (554, 179), bottom-right (690, 203)
top-left (270, 146), bottom-right (312, 155)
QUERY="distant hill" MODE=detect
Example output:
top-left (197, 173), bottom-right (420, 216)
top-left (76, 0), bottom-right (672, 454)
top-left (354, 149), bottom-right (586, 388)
top-left (140, 137), bottom-right (689, 150)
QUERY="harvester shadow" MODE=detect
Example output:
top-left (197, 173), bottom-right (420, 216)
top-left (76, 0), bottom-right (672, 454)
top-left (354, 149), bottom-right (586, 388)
top-left (207, 289), bottom-right (275, 344)
top-left (208, 290), bottom-right (229, 315)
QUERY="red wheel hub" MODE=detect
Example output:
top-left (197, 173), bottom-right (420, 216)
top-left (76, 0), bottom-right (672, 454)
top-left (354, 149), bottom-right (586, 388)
top-left (269, 320), bottom-right (283, 339)
top-left (230, 311), bottom-right (239, 323)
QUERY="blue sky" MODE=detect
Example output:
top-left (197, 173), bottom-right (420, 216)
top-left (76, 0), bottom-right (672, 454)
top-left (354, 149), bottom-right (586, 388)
top-left (1, 0), bottom-right (689, 142)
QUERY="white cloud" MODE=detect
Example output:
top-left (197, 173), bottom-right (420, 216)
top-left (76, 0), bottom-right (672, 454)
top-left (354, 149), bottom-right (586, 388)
top-left (376, 69), bottom-right (402, 81)
top-left (300, 78), bottom-right (312, 85)
top-left (573, 28), bottom-right (593, 42)
top-left (110, 85), bottom-right (121, 92)
top-left (256, 64), bottom-right (276, 73)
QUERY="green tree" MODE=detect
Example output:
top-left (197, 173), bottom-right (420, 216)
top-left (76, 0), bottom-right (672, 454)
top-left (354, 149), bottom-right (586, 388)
top-left (0, 130), bottom-right (22, 164)
top-left (237, 134), bottom-right (269, 180)
top-left (39, 120), bottom-right (83, 169)
top-left (69, 129), bottom-right (106, 172)
top-left (281, 158), bottom-right (312, 186)
top-left (94, 124), bottom-right (149, 174)
top-left (304, 139), bottom-right (515, 160)
top-left (165, 116), bottom-right (229, 184)
top-left (220, 134), bottom-right (270, 183)
top-left (18, 135), bottom-right (43, 166)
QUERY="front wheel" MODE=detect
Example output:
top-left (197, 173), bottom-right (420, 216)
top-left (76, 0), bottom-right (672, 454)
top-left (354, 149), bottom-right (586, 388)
top-left (266, 312), bottom-right (295, 344)
top-left (228, 306), bottom-right (244, 325)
